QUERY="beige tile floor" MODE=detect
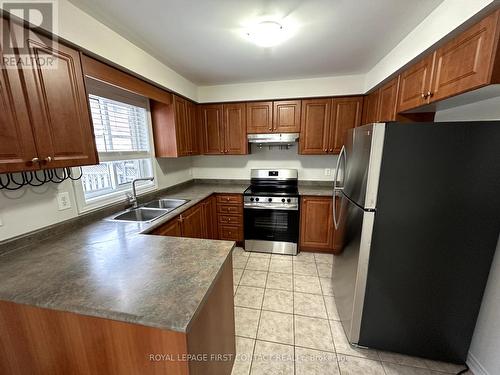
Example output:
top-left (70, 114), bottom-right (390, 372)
top-left (231, 247), bottom-right (473, 375)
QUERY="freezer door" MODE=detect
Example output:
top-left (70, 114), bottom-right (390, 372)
top-left (332, 192), bottom-right (375, 344)
top-left (342, 123), bottom-right (385, 210)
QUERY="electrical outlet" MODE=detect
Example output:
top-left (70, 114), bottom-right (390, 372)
top-left (324, 168), bottom-right (332, 176)
top-left (57, 192), bottom-right (71, 211)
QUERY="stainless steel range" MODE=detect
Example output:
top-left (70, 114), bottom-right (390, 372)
top-left (243, 169), bottom-right (299, 255)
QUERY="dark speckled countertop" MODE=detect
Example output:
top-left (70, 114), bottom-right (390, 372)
top-left (0, 181), bottom-right (333, 333)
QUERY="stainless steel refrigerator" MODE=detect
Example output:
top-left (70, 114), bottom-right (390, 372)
top-left (332, 122), bottom-right (500, 363)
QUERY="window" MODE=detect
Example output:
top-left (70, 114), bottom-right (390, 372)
top-left (73, 80), bottom-right (156, 211)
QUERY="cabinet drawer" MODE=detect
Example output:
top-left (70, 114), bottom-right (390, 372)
top-left (219, 225), bottom-right (242, 241)
top-left (218, 214), bottom-right (242, 225)
top-left (217, 194), bottom-right (243, 205)
top-left (217, 204), bottom-right (243, 214)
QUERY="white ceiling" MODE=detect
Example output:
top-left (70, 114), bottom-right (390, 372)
top-left (69, 0), bottom-right (445, 85)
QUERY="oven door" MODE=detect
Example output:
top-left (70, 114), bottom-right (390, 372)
top-left (244, 207), bottom-right (299, 255)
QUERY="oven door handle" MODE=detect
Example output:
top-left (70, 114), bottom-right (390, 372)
top-left (244, 204), bottom-right (298, 211)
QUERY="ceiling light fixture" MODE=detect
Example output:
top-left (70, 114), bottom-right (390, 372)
top-left (245, 20), bottom-right (287, 47)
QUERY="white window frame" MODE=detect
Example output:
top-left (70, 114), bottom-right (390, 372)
top-left (72, 79), bottom-right (158, 213)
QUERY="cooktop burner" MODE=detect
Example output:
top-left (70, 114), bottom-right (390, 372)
top-left (244, 168), bottom-right (299, 197)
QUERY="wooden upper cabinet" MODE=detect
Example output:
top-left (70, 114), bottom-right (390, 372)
top-left (200, 104), bottom-right (224, 155)
top-left (330, 97), bottom-right (363, 153)
top-left (431, 10), bottom-right (500, 102)
top-left (273, 100), bottom-right (301, 133)
top-left (152, 96), bottom-right (200, 157)
top-left (377, 76), bottom-right (400, 122)
top-left (223, 103), bottom-right (247, 155)
top-left (12, 23), bottom-right (97, 170)
top-left (174, 96), bottom-right (189, 156)
top-left (299, 196), bottom-right (334, 252)
top-left (362, 90), bottom-right (380, 125)
top-left (397, 54), bottom-right (435, 113)
top-left (299, 99), bottom-right (331, 155)
top-left (187, 101), bottom-right (199, 155)
top-left (246, 101), bottom-right (273, 133)
top-left (0, 57), bottom-right (39, 173)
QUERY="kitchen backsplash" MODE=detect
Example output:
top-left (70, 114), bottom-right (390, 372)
top-left (191, 144), bottom-right (337, 181)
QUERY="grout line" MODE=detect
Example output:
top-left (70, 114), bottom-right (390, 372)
top-left (314, 252), bottom-right (342, 375)
top-left (247, 253), bottom-right (271, 375)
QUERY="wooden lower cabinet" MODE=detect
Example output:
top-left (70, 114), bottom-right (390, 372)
top-left (150, 194), bottom-right (244, 242)
top-left (181, 204), bottom-right (205, 239)
top-left (152, 218), bottom-right (182, 237)
top-left (299, 196), bottom-right (340, 254)
top-left (0, 258), bottom-right (236, 375)
top-left (202, 195), bottom-right (217, 239)
top-left (216, 194), bottom-right (243, 242)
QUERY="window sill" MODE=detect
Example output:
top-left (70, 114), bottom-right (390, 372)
top-left (75, 183), bottom-right (157, 214)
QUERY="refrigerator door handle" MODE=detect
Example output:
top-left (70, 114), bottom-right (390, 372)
top-left (333, 145), bottom-right (345, 192)
top-left (333, 145), bottom-right (346, 229)
top-left (333, 194), bottom-right (340, 229)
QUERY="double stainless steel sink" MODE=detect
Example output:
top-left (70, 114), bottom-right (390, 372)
top-left (110, 198), bottom-right (189, 223)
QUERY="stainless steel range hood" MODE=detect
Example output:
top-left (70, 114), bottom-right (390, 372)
top-left (247, 133), bottom-right (299, 146)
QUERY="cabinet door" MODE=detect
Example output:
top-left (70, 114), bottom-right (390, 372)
top-left (181, 204), bottom-right (205, 238)
top-left (174, 96), bottom-right (189, 156)
top-left (0, 40), bottom-right (38, 173)
top-left (273, 100), bottom-right (301, 133)
top-left (151, 218), bottom-right (182, 236)
top-left (330, 97), bottom-right (363, 154)
top-left (201, 104), bottom-right (224, 155)
top-left (299, 197), bottom-right (334, 251)
top-left (246, 101), bottom-right (273, 134)
top-left (377, 77), bottom-right (400, 122)
top-left (299, 99), bottom-right (331, 155)
top-left (361, 90), bottom-right (379, 125)
top-left (223, 103), bottom-right (247, 155)
top-left (203, 196), bottom-right (217, 239)
top-left (431, 10), bottom-right (500, 102)
top-left (187, 101), bottom-right (200, 155)
top-left (14, 24), bottom-right (98, 169)
top-left (397, 54), bottom-right (434, 112)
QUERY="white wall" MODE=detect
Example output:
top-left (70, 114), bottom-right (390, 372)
top-left (0, 0), bottom-right (198, 101)
top-left (197, 0), bottom-right (495, 103)
top-left (197, 75), bottom-right (365, 103)
top-left (435, 97), bottom-right (500, 375)
top-left (365, 0), bottom-right (495, 91)
top-left (192, 144), bottom-right (337, 181)
top-left (0, 158), bottom-right (192, 242)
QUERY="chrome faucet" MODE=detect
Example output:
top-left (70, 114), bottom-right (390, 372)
top-left (127, 177), bottom-right (154, 208)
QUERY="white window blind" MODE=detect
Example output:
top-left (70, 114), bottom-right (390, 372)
top-left (77, 90), bottom-right (155, 203)
top-left (89, 94), bottom-right (151, 161)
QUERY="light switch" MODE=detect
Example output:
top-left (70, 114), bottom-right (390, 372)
top-left (57, 192), bottom-right (71, 211)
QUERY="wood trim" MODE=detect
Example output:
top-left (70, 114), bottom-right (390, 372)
top-left (82, 55), bottom-right (172, 104)
top-left (151, 100), bottom-right (180, 157)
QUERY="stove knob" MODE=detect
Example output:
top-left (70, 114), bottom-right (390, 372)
top-left (281, 198), bottom-right (286, 203)
top-left (255, 198), bottom-right (259, 202)
top-left (287, 198), bottom-right (291, 203)
top-left (250, 197), bottom-right (254, 202)
top-left (268, 198), bottom-right (272, 202)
